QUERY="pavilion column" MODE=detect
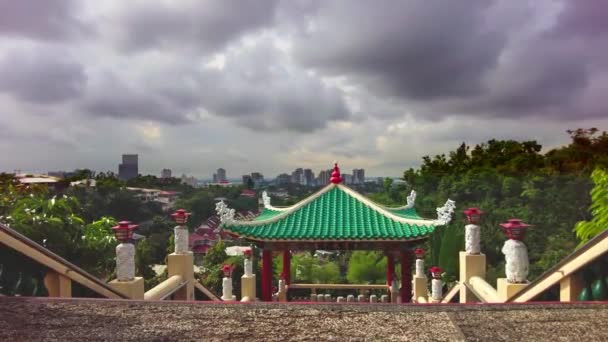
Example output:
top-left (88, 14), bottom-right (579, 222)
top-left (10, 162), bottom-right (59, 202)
top-left (400, 250), bottom-right (413, 303)
top-left (262, 249), bottom-right (273, 302)
top-left (282, 250), bottom-right (291, 285)
top-left (386, 253), bottom-right (395, 286)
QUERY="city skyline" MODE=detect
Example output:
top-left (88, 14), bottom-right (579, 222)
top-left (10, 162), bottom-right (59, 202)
top-left (1, 1), bottom-right (607, 178)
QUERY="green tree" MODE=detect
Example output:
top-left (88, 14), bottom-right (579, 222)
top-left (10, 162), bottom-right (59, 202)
top-left (346, 251), bottom-right (386, 284)
top-left (574, 168), bottom-right (608, 244)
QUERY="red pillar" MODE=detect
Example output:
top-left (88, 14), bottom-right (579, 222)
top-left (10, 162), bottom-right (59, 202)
top-left (282, 250), bottom-right (291, 285)
top-left (386, 253), bottom-right (395, 286)
top-left (262, 249), bottom-right (272, 301)
top-left (400, 250), bottom-right (413, 303)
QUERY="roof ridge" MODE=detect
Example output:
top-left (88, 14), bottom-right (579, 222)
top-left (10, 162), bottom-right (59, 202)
top-left (225, 184), bottom-right (437, 227)
top-left (225, 183), bottom-right (337, 226)
top-left (336, 184), bottom-right (435, 225)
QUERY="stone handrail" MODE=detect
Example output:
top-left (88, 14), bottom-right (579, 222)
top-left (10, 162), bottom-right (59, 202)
top-left (194, 282), bottom-right (221, 301)
top-left (144, 275), bottom-right (186, 300)
top-left (468, 276), bottom-right (500, 303)
top-left (288, 283), bottom-right (388, 291)
top-left (0, 223), bottom-right (126, 299)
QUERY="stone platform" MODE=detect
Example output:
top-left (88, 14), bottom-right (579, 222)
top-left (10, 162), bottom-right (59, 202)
top-left (1, 297), bottom-right (608, 341)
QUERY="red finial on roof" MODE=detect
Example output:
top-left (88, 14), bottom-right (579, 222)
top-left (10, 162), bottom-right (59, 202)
top-left (330, 162), bottom-right (342, 184)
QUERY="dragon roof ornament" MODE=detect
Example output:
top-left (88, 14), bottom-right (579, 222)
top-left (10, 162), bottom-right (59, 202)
top-left (215, 200), bottom-right (235, 224)
top-left (262, 191), bottom-right (290, 211)
top-left (434, 199), bottom-right (456, 226)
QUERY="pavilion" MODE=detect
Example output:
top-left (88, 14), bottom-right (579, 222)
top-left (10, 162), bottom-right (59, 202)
top-left (218, 163), bottom-right (455, 302)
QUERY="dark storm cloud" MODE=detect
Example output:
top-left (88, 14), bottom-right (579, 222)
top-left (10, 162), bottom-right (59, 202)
top-left (290, 0), bottom-right (607, 121)
top-left (0, 0), bottom-right (91, 41)
top-left (82, 72), bottom-right (193, 124)
top-left (0, 47), bottom-right (86, 103)
top-left (197, 40), bottom-right (350, 132)
top-left (116, 0), bottom-right (279, 53)
top-left (552, 0), bottom-right (608, 38)
top-left (81, 39), bottom-right (350, 131)
top-left (293, 0), bottom-right (504, 100)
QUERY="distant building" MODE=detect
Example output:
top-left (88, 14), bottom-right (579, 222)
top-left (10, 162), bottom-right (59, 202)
top-left (342, 174), bottom-right (353, 185)
top-left (242, 174), bottom-right (252, 185)
top-left (317, 169), bottom-right (332, 185)
top-left (303, 169), bottom-right (314, 186)
top-left (276, 173), bottom-right (291, 185)
top-left (291, 168), bottom-right (303, 184)
top-left (251, 172), bottom-right (264, 187)
top-left (181, 174), bottom-right (198, 188)
top-left (353, 169), bottom-right (365, 185)
top-left (240, 189), bottom-right (257, 198)
top-left (216, 168), bottom-right (227, 182)
top-left (118, 154), bottom-right (138, 181)
top-left (161, 168), bottom-right (172, 179)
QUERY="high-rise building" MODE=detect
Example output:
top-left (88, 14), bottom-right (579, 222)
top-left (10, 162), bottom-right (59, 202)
top-left (291, 168), bottom-right (303, 184)
top-left (118, 154), bottom-right (138, 181)
top-left (276, 173), bottom-right (291, 185)
top-left (251, 172), bottom-right (264, 188)
top-left (317, 169), bottom-right (332, 185)
top-left (161, 168), bottom-right (172, 179)
top-left (343, 174), bottom-right (353, 185)
top-left (303, 169), bottom-right (314, 186)
top-left (353, 169), bottom-right (365, 184)
top-left (181, 174), bottom-right (198, 187)
top-left (216, 168), bottom-right (227, 182)
top-left (242, 174), bottom-right (252, 185)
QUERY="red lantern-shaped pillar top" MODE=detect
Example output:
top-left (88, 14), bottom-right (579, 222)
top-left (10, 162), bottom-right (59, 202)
top-left (222, 264), bottom-right (233, 278)
top-left (171, 209), bottom-right (191, 225)
top-left (429, 266), bottom-right (443, 280)
top-left (330, 162), bottom-right (342, 184)
top-left (414, 248), bottom-right (425, 259)
top-left (500, 219), bottom-right (531, 241)
top-left (112, 221), bottom-right (138, 243)
top-left (463, 207), bottom-right (483, 225)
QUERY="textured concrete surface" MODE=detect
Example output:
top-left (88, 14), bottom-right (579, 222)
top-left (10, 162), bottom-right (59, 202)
top-left (1, 297), bottom-right (608, 341)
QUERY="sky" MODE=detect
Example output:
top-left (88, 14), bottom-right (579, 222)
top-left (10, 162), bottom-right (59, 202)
top-left (1, 0), bottom-right (607, 178)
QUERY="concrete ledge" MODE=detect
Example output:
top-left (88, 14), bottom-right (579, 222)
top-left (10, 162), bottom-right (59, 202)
top-left (108, 277), bottom-right (144, 299)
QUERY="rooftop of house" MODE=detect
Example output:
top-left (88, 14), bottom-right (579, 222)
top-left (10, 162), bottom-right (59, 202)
top-left (2, 297), bottom-right (607, 341)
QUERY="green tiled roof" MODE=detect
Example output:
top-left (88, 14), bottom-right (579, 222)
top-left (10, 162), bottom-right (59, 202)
top-left (386, 207), bottom-right (423, 220)
top-left (254, 209), bottom-right (283, 221)
top-left (223, 185), bottom-right (436, 241)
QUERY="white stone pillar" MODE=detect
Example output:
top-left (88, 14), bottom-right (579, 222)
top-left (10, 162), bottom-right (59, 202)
top-left (347, 295), bottom-right (355, 302)
top-left (502, 239), bottom-right (529, 283)
top-left (116, 243), bottom-right (135, 281)
top-left (222, 276), bottom-right (235, 301)
top-left (415, 259), bottom-right (425, 278)
top-left (431, 279), bottom-right (443, 301)
top-left (465, 224), bottom-right (481, 255)
top-left (174, 226), bottom-right (189, 254)
top-left (244, 258), bottom-right (253, 277)
top-left (369, 295), bottom-right (378, 303)
top-left (357, 294), bottom-right (365, 302)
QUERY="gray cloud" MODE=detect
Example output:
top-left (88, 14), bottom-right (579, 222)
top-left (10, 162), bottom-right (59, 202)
top-left (293, 0), bottom-right (504, 100)
top-left (0, 0), bottom-right (607, 177)
top-left (0, 46), bottom-right (87, 103)
top-left (290, 0), bottom-right (607, 121)
top-left (82, 72), bottom-right (194, 124)
top-left (115, 0), bottom-right (279, 53)
top-left (81, 38), bottom-right (350, 132)
top-left (0, 0), bottom-right (91, 41)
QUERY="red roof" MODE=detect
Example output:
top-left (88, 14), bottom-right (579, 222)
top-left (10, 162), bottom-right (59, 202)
top-left (240, 189), bottom-right (257, 198)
